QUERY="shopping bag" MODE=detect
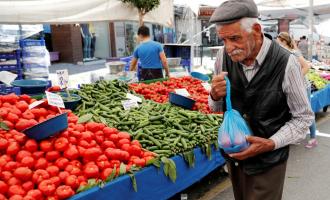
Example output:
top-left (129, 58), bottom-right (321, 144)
top-left (218, 76), bottom-right (252, 153)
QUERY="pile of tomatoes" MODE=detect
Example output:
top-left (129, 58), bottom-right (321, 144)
top-left (130, 76), bottom-right (212, 113)
top-left (0, 94), bottom-right (154, 200)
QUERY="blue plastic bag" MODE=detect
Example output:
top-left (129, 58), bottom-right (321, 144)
top-left (218, 76), bottom-right (252, 153)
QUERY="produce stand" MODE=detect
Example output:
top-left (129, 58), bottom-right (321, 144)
top-left (70, 147), bottom-right (225, 200)
top-left (311, 84), bottom-right (330, 112)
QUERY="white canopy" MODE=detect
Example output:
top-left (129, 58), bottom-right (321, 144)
top-left (0, 0), bottom-right (174, 27)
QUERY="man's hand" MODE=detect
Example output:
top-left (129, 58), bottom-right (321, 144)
top-left (210, 72), bottom-right (228, 101)
top-left (229, 136), bottom-right (275, 160)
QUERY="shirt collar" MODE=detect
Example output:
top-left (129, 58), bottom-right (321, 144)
top-left (255, 35), bottom-right (272, 66)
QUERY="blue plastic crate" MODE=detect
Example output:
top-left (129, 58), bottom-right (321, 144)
top-left (20, 39), bottom-right (45, 47)
top-left (0, 52), bottom-right (17, 60)
top-left (0, 65), bottom-right (20, 71)
top-left (0, 84), bottom-right (21, 95)
top-left (22, 50), bottom-right (46, 58)
top-left (23, 63), bottom-right (48, 70)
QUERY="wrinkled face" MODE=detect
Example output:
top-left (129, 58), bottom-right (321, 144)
top-left (217, 21), bottom-right (256, 62)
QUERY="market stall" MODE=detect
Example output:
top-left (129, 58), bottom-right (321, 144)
top-left (0, 75), bottom-right (225, 200)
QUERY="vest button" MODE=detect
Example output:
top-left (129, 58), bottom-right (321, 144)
top-left (235, 162), bottom-right (239, 166)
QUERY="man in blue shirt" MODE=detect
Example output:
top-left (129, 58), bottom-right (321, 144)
top-left (130, 26), bottom-right (170, 81)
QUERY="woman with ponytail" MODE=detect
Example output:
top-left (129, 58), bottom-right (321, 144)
top-left (277, 32), bottom-right (317, 148)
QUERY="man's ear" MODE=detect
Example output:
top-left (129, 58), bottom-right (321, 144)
top-left (252, 23), bottom-right (262, 36)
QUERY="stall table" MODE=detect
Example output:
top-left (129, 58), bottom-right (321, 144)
top-left (311, 84), bottom-right (330, 112)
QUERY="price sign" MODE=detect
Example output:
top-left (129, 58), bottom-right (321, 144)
top-left (122, 99), bottom-right (139, 110)
top-left (0, 71), bottom-right (17, 86)
top-left (56, 69), bottom-right (69, 88)
top-left (28, 100), bottom-right (45, 109)
top-left (45, 91), bottom-right (65, 108)
top-left (201, 82), bottom-right (211, 92)
top-left (126, 93), bottom-right (142, 103)
top-left (175, 88), bottom-right (190, 97)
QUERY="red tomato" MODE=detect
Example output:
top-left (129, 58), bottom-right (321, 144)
top-left (64, 165), bottom-right (81, 176)
top-left (108, 134), bottom-right (119, 143)
top-left (9, 195), bottom-right (23, 200)
top-left (129, 145), bottom-right (142, 157)
top-left (58, 171), bottom-right (70, 183)
top-left (35, 158), bottom-right (48, 170)
top-left (26, 189), bottom-right (43, 199)
top-left (56, 185), bottom-right (74, 200)
top-left (63, 145), bottom-right (79, 160)
top-left (20, 156), bottom-right (35, 169)
top-left (50, 176), bottom-right (61, 187)
top-left (55, 158), bottom-right (69, 170)
top-left (0, 180), bottom-right (8, 194)
top-left (45, 151), bottom-right (61, 162)
top-left (38, 180), bottom-right (56, 196)
top-left (117, 138), bottom-right (130, 148)
top-left (83, 147), bottom-right (102, 161)
top-left (8, 185), bottom-right (26, 197)
top-left (32, 169), bottom-right (50, 184)
top-left (13, 167), bottom-right (32, 181)
top-left (101, 140), bottom-right (116, 150)
top-left (83, 164), bottom-right (99, 179)
top-left (22, 181), bottom-right (34, 191)
top-left (7, 177), bottom-right (21, 186)
top-left (40, 140), bottom-right (53, 152)
top-left (16, 150), bottom-right (32, 162)
top-left (0, 137), bottom-right (9, 150)
top-left (117, 132), bottom-right (130, 140)
top-left (6, 113), bottom-right (19, 124)
top-left (3, 161), bottom-right (19, 172)
top-left (46, 165), bottom-right (60, 177)
top-left (103, 127), bottom-right (118, 137)
top-left (54, 137), bottom-right (69, 151)
top-left (131, 140), bottom-right (142, 148)
top-left (24, 139), bottom-right (38, 152)
top-left (65, 175), bottom-right (79, 190)
top-left (32, 151), bottom-right (44, 160)
top-left (1, 171), bottom-right (13, 182)
top-left (6, 142), bottom-right (20, 156)
top-left (101, 168), bottom-right (114, 180)
top-left (73, 124), bottom-right (85, 132)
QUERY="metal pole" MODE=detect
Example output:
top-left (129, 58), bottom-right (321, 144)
top-left (308, 0), bottom-right (314, 60)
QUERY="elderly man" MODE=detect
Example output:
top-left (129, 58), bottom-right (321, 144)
top-left (208, 0), bottom-right (314, 199)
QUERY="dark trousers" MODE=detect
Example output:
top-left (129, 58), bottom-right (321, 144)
top-left (139, 68), bottom-right (163, 81)
top-left (227, 160), bottom-right (287, 200)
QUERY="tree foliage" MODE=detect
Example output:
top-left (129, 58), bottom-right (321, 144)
top-left (120, 0), bottom-right (160, 25)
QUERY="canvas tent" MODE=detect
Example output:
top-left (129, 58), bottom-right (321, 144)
top-left (0, 0), bottom-right (174, 27)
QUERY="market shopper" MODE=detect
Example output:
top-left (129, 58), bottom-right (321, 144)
top-left (208, 0), bottom-right (314, 199)
top-left (277, 32), bottom-right (318, 148)
top-left (298, 35), bottom-right (309, 59)
top-left (130, 25), bottom-right (170, 81)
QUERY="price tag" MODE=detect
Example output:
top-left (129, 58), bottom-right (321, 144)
top-left (201, 82), bottom-right (211, 92)
top-left (56, 69), bottom-right (69, 88)
top-left (28, 100), bottom-right (45, 109)
top-left (0, 71), bottom-right (17, 86)
top-left (175, 88), bottom-right (190, 97)
top-left (126, 93), bottom-right (142, 103)
top-left (45, 91), bottom-right (65, 108)
top-left (122, 99), bottom-right (139, 110)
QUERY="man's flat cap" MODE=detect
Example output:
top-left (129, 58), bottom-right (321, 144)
top-left (209, 0), bottom-right (259, 24)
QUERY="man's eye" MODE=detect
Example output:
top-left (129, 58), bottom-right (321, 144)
top-left (230, 37), bottom-right (240, 41)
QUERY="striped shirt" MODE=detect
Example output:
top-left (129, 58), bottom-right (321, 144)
top-left (208, 37), bottom-right (314, 150)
